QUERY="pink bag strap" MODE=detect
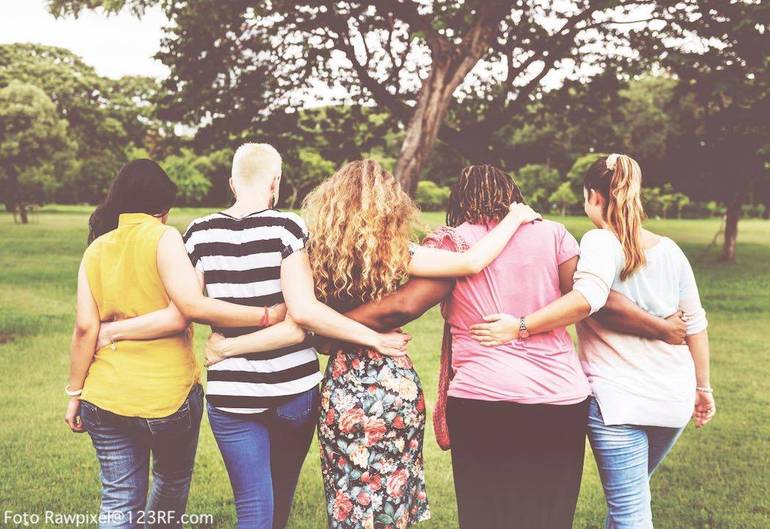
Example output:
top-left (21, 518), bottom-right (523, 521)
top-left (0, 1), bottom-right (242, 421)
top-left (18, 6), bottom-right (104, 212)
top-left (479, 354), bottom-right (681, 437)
top-left (433, 322), bottom-right (454, 450)
top-left (421, 225), bottom-right (467, 451)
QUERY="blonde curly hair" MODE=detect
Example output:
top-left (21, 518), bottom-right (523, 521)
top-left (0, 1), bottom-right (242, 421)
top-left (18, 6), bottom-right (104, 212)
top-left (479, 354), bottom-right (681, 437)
top-left (302, 159), bottom-right (421, 304)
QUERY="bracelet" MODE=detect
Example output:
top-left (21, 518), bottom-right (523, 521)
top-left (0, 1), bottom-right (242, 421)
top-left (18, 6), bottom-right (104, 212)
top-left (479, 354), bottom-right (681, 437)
top-left (696, 386), bottom-right (713, 394)
top-left (65, 384), bottom-right (82, 397)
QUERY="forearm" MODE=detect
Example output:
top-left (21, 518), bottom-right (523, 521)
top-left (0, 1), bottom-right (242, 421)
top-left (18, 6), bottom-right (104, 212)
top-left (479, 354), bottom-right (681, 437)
top-left (592, 291), bottom-right (666, 339)
top-left (290, 300), bottom-right (378, 347)
top-left (687, 331), bottom-right (711, 387)
top-left (182, 295), bottom-right (265, 328)
top-left (104, 307), bottom-right (187, 342)
top-left (68, 327), bottom-right (98, 390)
top-left (525, 290), bottom-right (591, 335)
top-left (219, 320), bottom-right (307, 357)
top-left (410, 216), bottom-right (526, 277)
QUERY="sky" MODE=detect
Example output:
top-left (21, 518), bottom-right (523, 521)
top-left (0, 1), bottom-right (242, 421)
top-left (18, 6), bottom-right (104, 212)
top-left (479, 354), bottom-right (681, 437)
top-left (0, 0), bottom-right (168, 79)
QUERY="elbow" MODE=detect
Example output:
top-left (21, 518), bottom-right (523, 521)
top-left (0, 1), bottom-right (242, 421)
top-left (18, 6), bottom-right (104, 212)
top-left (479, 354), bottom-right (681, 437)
top-left (74, 321), bottom-right (99, 338)
top-left (176, 299), bottom-right (204, 323)
top-left (287, 305), bottom-right (313, 328)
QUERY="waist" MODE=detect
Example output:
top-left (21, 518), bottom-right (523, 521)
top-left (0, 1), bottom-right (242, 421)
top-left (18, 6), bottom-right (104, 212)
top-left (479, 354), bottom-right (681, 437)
top-left (448, 342), bottom-right (590, 405)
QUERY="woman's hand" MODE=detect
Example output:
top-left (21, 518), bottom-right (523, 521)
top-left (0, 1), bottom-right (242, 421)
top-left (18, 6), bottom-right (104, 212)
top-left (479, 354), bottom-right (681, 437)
top-left (661, 310), bottom-right (687, 345)
top-left (205, 333), bottom-right (230, 367)
top-left (507, 203), bottom-right (542, 224)
top-left (693, 390), bottom-right (716, 428)
top-left (470, 313), bottom-right (519, 346)
top-left (64, 397), bottom-right (84, 433)
top-left (372, 331), bottom-right (411, 357)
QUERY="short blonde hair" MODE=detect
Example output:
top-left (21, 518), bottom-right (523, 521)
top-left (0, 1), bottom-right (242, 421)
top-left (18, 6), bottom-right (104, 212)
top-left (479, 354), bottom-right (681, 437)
top-left (232, 143), bottom-right (282, 187)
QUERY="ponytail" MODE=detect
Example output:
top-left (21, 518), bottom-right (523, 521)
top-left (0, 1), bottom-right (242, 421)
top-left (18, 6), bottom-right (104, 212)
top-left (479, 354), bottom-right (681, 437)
top-left (584, 154), bottom-right (646, 280)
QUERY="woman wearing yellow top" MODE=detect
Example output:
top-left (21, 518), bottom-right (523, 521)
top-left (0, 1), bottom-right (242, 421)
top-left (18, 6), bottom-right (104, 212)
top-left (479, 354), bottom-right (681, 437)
top-left (64, 160), bottom-right (291, 529)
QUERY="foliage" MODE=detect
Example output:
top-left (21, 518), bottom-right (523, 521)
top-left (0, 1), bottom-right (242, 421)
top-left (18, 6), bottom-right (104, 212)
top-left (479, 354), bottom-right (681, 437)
top-left (0, 43), bottom-right (161, 203)
top-left (49, 0), bottom-right (769, 194)
top-left (415, 181), bottom-right (451, 212)
top-left (516, 164), bottom-right (561, 212)
top-left (0, 82), bottom-right (76, 220)
top-left (160, 149), bottom-right (213, 206)
top-left (549, 182), bottom-right (580, 216)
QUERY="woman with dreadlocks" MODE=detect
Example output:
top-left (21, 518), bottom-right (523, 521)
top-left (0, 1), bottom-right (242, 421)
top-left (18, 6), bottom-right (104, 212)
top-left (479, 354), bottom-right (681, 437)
top-left (331, 164), bottom-right (686, 529)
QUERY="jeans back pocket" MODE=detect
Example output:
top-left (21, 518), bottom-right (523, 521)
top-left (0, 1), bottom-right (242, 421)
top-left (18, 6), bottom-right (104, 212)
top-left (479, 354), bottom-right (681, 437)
top-left (147, 395), bottom-right (194, 436)
top-left (275, 387), bottom-right (319, 422)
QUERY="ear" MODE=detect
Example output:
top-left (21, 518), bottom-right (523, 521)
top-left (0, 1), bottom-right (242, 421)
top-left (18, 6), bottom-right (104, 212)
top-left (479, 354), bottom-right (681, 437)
top-left (228, 177), bottom-right (236, 197)
top-left (588, 188), bottom-right (603, 207)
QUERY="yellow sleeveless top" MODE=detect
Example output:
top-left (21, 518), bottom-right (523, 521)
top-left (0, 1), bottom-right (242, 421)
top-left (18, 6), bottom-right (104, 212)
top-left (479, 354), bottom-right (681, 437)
top-left (80, 213), bottom-right (199, 418)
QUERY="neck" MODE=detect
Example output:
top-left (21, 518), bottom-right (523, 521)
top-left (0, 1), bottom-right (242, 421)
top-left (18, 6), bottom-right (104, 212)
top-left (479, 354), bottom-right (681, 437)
top-left (227, 191), bottom-right (272, 217)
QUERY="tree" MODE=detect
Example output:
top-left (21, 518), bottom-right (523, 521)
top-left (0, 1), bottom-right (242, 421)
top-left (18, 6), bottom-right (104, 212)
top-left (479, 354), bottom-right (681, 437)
top-left (567, 153), bottom-right (605, 196)
top-left (549, 182), bottom-right (579, 216)
top-left (659, 2), bottom-right (770, 261)
top-left (161, 149), bottom-right (213, 206)
top-left (415, 180), bottom-right (451, 212)
top-left (516, 164), bottom-right (561, 212)
top-left (50, 1), bottom-right (756, 196)
top-left (0, 83), bottom-right (76, 223)
top-left (0, 44), bottom-right (162, 203)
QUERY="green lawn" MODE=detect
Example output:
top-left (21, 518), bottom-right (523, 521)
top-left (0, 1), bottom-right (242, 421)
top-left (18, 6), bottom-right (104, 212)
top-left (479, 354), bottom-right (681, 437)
top-left (1, 206), bottom-right (768, 528)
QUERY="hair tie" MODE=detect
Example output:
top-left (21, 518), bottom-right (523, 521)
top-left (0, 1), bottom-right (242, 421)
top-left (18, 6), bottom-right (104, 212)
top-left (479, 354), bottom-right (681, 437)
top-left (606, 153), bottom-right (620, 171)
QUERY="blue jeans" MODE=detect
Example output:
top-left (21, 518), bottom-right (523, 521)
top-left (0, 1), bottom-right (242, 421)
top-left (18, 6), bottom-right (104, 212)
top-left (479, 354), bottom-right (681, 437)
top-left (207, 387), bottom-right (319, 529)
top-left (587, 397), bottom-right (685, 529)
top-left (80, 384), bottom-right (204, 529)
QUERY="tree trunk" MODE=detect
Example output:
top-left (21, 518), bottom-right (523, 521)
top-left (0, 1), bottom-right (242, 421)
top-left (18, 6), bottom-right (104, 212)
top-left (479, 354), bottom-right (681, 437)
top-left (394, 10), bottom-right (502, 195)
top-left (721, 200), bottom-right (740, 262)
top-left (561, 205), bottom-right (566, 216)
top-left (394, 63), bottom-right (456, 196)
top-left (18, 203), bottom-right (29, 224)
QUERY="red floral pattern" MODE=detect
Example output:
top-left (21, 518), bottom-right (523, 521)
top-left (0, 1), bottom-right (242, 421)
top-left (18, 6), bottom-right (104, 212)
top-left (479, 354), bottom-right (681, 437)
top-left (319, 350), bottom-right (431, 529)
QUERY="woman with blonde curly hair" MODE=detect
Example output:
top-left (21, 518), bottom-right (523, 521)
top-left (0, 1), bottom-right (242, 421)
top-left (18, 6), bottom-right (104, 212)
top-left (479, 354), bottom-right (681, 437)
top-left (301, 159), bottom-right (539, 529)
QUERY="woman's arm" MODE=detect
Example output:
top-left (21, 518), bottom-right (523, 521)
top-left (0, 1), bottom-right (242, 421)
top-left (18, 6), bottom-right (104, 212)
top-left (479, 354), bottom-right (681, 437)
top-left (96, 302), bottom-right (188, 350)
top-left (282, 250), bottom-right (410, 357)
top-left (341, 277), bottom-right (454, 332)
top-left (688, 330), bottom-right (715, 428)
top-left (408, 203), bottom-right (540, 277)
top-left (204, 317), bottom-right (307, 366)
top-left (594, 293), bottom-right (687, 344)
top-left (156, 229), bottom-right (283, 328)
top-left (65, 260), bottom-right (100, 432)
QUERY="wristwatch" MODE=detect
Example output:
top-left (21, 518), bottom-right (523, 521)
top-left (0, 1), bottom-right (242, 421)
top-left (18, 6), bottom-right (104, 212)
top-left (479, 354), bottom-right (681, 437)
top-left (518, 317), bottom-right (530, 340)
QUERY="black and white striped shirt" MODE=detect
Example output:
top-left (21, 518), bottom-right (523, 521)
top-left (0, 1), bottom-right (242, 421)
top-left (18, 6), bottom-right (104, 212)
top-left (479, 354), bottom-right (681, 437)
top-left (183, 209), bottom-right (322, 414)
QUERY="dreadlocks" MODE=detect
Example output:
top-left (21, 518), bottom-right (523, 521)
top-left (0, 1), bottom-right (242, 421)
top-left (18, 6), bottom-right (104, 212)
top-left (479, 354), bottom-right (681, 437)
top-left (446, 164), bottom-right (525, 227)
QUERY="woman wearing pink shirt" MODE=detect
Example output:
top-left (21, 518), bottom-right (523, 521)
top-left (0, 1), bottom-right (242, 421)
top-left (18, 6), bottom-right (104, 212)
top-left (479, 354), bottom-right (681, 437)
top-left (338, 165), bottom-right (686, 529)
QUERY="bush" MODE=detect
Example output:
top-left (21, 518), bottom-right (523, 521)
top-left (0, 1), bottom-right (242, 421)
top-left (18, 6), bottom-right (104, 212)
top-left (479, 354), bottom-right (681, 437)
top-left (415, 180), bottom-right (451, 211)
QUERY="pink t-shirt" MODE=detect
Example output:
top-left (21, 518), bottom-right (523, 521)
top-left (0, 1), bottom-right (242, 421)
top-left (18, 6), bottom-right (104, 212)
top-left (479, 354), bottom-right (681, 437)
top-left (425, 220), bottom-right (590, 405)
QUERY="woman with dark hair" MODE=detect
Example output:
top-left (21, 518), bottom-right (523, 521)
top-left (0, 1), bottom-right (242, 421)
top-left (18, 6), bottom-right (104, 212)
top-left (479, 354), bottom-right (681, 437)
top-left (470, 154), bottom-right (715, 529)
top-left (65, 159), bottom-right (309, 529)
top-left (320, 164), bottom-right (688, 529)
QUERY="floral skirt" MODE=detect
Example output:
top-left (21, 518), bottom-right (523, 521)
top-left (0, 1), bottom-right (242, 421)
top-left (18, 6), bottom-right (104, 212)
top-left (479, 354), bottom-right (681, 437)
top-left (319, 349), bottom-right (431, 529)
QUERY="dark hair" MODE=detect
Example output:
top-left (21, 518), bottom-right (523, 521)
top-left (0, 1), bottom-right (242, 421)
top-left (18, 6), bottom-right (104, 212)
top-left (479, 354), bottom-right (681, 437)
top-left (584, 154), bottom-right (646, 280)
top-left (446, 164), bottom-right (525, 227)
top-left (88, 159), bottom-right (177, 243)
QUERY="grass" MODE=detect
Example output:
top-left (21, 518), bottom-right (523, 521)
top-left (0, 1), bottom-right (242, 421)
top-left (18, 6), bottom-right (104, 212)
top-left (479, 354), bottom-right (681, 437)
top-left (0, 205), bottom-right (768, 528)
